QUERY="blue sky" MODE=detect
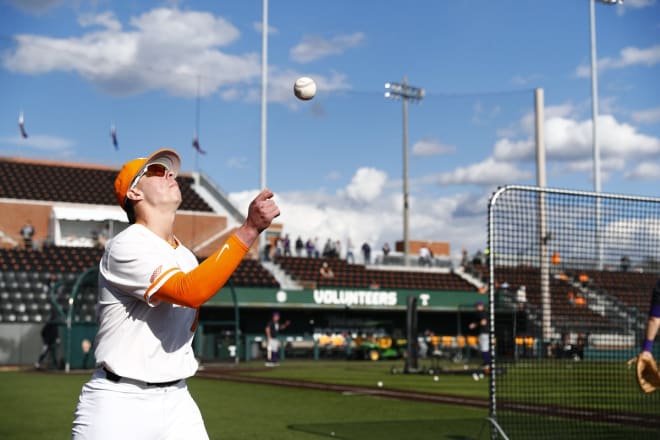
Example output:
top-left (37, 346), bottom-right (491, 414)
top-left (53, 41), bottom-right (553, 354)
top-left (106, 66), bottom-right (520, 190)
top-left (1, 0), bottom-right (658, 262)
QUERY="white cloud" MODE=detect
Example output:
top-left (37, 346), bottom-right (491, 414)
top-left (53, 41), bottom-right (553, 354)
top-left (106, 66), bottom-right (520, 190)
top-left (78, 11), bottom-right (122, 32)
top-left (3, 8), bottom-right (260, 98)
top-left (228, 186), bottom-right (489, 265)
top-left (494, 110), bottom-right (660, 164)
top-left (290, 32), bottom-right (365, 63)
top-left (632, 107), bottom-right (660, 124)
top-left (344, 167), bottom-right (387, 203)
top-left (2, 7), bottom-right (356, 101)
top-left (576, 44), bottom-right (660, 77)
top-left (619, 0), bottom-right (656, 11)
top-left (493, 138), bottom-right (534, 161)
top-left (625, 162), bottom-right (660, 180)
top-left (433, 158), bottom-right (531, 186)
top-left (412, 138), bottom-right (455, 157)
top-left (0, 134), bottom-right (75, 151)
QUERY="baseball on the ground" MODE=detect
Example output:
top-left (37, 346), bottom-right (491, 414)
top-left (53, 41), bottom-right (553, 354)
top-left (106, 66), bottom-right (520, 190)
top-left (293, 77), bottom-right (316, 100)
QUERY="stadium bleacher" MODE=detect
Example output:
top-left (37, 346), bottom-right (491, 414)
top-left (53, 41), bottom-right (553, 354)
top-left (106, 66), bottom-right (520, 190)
top-left (563, 269), bottom-right (656, 313)
top-left (274, 255), bottom-right (475, 291)
top-left (0, 157), bottom-right (285, 324)
top-left (468, 263), bottom-right (651, 332)
top-left (0, 158), bottom-right (213, 212)
top-left (0, 245), bottom-right (279, 323)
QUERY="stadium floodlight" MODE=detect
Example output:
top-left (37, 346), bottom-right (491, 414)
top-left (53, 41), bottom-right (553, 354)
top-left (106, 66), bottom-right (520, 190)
top-left (385, 77), bottom-right (425, 267)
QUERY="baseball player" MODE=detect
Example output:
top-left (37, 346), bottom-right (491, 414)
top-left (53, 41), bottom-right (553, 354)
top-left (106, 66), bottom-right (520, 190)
top-left (469, 301), bottom-right (491, 374)
top-left (265, 311), bottom-right (290, 366)
top-left (72, 149), bottom-right (279, 439)
top-left (641, 278), bottom-right (660, 355)
top-left (629, 278), bottom-right (660, 393)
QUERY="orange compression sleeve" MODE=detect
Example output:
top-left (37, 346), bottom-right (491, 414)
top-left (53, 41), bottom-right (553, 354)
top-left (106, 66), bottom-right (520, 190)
top-left (151, 234), bottom-right (249, 308)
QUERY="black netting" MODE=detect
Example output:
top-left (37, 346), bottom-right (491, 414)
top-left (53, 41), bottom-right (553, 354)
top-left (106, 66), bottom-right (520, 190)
top-left (487, 186), bottom-right (660, 439)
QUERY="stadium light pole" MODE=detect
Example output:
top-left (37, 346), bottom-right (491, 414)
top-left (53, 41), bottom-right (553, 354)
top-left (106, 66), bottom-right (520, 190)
top-left (590, 0), bottom-right (621, 269)
top-left (259, 0), bottom-right (268, 259)
top-left (589, 0), bottom-right (621, 194)
top-left (385, 78), bottom-right (425, 267)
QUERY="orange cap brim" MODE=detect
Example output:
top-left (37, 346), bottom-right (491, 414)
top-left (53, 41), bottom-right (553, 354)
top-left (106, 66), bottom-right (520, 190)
top-left (113, 148), bottom-right (181, 210)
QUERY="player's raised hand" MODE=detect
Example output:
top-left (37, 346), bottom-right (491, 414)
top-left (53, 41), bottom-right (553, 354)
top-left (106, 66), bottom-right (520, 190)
top-left (236, 189), bottom-right (280, 246)
top-left (249, 188), bottom-right (280, 231)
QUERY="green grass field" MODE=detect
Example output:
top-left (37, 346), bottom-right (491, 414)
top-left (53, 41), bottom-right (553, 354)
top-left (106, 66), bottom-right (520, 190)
top-left (0, 362), bottom-right (487, 440)
top-left (1, 358), bottom-right (658, 439)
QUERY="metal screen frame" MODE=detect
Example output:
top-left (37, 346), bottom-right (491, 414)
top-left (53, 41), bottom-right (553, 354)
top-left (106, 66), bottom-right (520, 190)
top-left (487, 185), bottom-right (660, 439)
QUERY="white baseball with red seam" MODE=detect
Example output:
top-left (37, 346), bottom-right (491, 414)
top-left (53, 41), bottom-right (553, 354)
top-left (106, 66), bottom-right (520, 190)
top-left (294, 77), bottom-right (316, 100)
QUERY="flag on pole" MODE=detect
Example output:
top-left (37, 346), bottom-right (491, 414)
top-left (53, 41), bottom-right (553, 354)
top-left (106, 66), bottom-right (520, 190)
top-left (18, 112), bottom-right (28, 138)
top-left (192, 133), bottom-right (207, 155)
top-left (110, 124), bottom-right (118, 150)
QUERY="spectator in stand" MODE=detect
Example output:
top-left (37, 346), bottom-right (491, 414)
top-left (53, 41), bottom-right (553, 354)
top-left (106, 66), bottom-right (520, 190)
top-left (305, 238), bottom-right (315, 258)
top-left (295, 236), bottom-right (304, 257)
top-left (460, 248), bottom-right (469, 269)
top-left (98, 225), bottom-right (109, 248)
top-left (322, 238), bottom-right (334, 258)
top-left (382, 242), bottom-right (391, 263)
top-left (335, 240), bottom-right (342, 260)
top-left (551, 251), bottom-right (561, 266)
top-left (472, 250), bottom-right (484, 266)
top-left (274, 237), bottom-right (283, 257)
top-left (92, 227), bottom-right (109, 249)
top-left (620, 255), bottom-right (631, 272)
top-left (282, 234), bottom-right (291, 256)
top-left (20, 220), bottom-right (35, 250)
top-left (578, 272), bottom-right (589, 285)
top-left (345, 238), bottom-right (355, 264)
top-left (419, 246), bottom-right (432, 267)
top-left (567, 291), bottom-right (576, 305)
top-left (516, 285), bottom-right (527, 311)
top-left (361, 241), bottom-right (371, 265)
top-left (319, 262), bottom-right (335, 279)
top-left (263, 241), bottom-right (272, 261)
top-left (313, 237), bottom-right (320, 258)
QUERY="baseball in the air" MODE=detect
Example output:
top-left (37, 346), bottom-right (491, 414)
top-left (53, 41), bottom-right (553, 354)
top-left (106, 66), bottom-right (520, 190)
top-left (377, 381), bottom-right (383, 388)
top-left (294, 77), bottom-right (316, 100)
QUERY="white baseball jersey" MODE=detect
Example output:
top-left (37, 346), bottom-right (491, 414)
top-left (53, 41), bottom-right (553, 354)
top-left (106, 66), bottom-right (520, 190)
top-left (94, 223), bottom-right (200, 383)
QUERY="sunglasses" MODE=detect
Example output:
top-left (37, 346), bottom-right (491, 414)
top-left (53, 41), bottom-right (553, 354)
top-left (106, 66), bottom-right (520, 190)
top-left (129, 162), bottom-right (174, 190)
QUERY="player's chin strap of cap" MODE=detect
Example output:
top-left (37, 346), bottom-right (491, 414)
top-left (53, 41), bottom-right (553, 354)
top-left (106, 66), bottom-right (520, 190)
top-left (103, 367), bottom-right (181, 388)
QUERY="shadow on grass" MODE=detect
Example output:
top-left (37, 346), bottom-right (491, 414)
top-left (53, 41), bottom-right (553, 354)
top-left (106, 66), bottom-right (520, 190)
top-left (289, 418), bottom-right (485, 440)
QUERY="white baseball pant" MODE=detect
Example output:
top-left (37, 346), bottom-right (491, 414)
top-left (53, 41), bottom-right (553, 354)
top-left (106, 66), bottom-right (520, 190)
top-left (72, 369), bottom-right (208, 440)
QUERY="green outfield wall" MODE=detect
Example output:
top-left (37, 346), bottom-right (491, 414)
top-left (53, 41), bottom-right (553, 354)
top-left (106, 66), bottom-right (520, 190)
top-left (209, 287), bottom-right (484, 311)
